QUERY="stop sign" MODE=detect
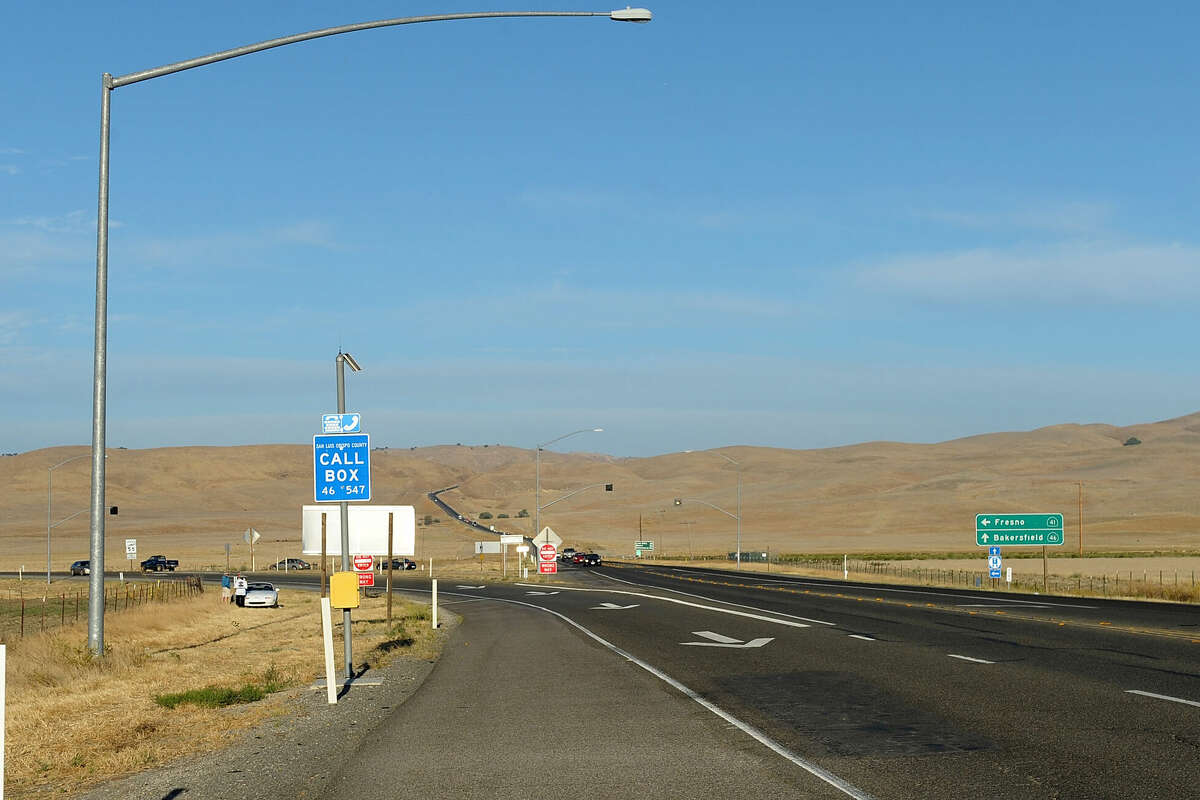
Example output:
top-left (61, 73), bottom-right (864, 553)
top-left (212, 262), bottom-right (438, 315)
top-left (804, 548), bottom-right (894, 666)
top-left (352, 554), bottom-right (373, 571)
top-left (539, 544), bottom-right (557, 562)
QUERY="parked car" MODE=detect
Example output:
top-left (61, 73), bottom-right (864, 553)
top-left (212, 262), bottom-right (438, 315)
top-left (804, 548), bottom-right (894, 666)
top-left (242, 582), bottom-right (279, 608)
top-left (269, 558), bottom-right (311, 570)
top-left (70, 559), bottom-right (90, 576)
top-left (140, 555), bottom-right (179, 572)
top-left (380, 558), bottom-right (417, 570)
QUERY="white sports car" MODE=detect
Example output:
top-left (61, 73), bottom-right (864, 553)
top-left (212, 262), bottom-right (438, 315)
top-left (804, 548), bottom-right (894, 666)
top-left (243, 582), bottom-right (279, 608)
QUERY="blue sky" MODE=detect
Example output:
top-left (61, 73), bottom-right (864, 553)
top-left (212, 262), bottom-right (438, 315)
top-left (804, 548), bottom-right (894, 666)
top-left (3, 1), bottom-right (1199, 457)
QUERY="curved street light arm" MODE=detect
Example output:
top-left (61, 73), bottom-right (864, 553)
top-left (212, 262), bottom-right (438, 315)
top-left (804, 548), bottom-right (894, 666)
top-left (674, 497), bottom-right (737, 521)
top-left (539, 482), bottom-right (611, 511)
top-left (111, 12), bottom-right (624, 88)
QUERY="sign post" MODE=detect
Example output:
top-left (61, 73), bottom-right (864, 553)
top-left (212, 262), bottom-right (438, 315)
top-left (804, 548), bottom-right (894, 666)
top-left (352, 554), bottom-right (374, 587)
top-left (125, 538), bottom-right (136, 572)
top-left (539, 543), bottom-right (558, 575)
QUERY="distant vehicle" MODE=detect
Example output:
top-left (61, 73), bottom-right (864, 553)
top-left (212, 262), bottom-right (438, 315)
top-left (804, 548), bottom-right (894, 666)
top-left (583, 553), bottom-right (601, 567)
top-left (560, 547), bottom-right (576, 563)
top-left (140, 555), bottom-right (179, 572)
top-left (70, 559), bottom-right (90, 576)
top-left (571, 553), bottom-right (586, 565)
top-left (380, 558), bottom-right (417, 570)
top-left (242, 582), bottom-right (279, 608)
top-left (269, 558), bottom-right (311, 571)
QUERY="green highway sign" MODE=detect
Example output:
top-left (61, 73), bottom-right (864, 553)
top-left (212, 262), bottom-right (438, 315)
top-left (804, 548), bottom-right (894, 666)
top-left (976, 513), bottom-right (1064, 547)
top-left (634, 540), bottom-right (654, 550)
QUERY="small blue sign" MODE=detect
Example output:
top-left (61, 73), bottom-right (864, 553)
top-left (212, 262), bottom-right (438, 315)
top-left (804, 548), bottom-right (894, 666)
top-left (313, 433), bottom-right (371, 502)
top-left (322, 413), bottom-right (362, 434)
top-left (989, 567), bottom-right (1002, 579)
top-left (987, 555), bottom-right (1002, 570)
top-left (988, 546), bottom-right (1001, 557)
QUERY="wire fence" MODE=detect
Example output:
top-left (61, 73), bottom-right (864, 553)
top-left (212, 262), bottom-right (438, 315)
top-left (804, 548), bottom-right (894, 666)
top-left (648, 553), bottom-right (1199, 603)
top-left (0, 576), bottom-right (204, 642)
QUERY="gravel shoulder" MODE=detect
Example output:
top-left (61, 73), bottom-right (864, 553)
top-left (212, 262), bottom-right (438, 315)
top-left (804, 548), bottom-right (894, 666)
top-left (73, 610), bottom-right (459, 800)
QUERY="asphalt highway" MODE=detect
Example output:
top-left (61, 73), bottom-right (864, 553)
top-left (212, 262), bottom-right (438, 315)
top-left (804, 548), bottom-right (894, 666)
top-left (46, 563), bottom-right (1199, 798)
top-left (371, 561), bottom-right (1198, 799)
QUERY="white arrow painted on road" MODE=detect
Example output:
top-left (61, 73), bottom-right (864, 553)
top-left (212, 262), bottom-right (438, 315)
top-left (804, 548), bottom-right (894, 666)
top-left (456, 585), bottom-right (485, 589)
top-left (525, 591), bottom-right (560, 596)
top-left (681, 631), bottom-right (774, 648)
top-left (591, 602), bottom-right (639, 610)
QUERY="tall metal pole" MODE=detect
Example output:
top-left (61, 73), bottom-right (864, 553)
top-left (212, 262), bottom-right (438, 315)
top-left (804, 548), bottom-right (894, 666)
top-left (85, 9), bottom-right (647, 657)
top-left (46, 468), bottom-right (53, 586)
top-left (534, 446), bottom-right (542, 541)
top-left (1078, 481), bottom-right (1084, 556)
top-left (736, 467), bottom-right (742, 570)
top-left (87, 75), bottom-right (113, 656)
top-left (336, 354), bottom-right (352, 680)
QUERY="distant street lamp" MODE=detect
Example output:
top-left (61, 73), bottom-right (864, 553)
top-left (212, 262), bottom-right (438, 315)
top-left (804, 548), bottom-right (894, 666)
top-left (676, 451), bottom-right (742, 568)
top-left (85, 8), bottom-right (652, 656)
top-left (534, 428), bottom-right (604, 540)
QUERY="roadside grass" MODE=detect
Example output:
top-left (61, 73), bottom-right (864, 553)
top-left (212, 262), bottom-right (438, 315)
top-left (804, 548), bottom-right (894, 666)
top-left (3, 584), bottom-right (445, 799)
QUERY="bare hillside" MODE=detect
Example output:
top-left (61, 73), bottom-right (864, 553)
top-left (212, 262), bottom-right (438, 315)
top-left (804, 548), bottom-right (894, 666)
top-left (4, 413), bottom-right (1198, 570)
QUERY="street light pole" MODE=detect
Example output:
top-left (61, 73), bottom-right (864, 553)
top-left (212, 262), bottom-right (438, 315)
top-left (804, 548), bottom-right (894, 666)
top-left (678, 450), bottom-right (742, 569)
top-left (534, 428), bottom-right (603, 542)
top-left (85, 7), bottom-right (651, 656)
top-left (335, 351), bottom-right (361, 681)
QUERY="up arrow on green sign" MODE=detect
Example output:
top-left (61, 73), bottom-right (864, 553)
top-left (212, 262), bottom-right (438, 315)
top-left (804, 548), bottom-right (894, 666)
top-left (976, 513), bottom-right (1064, 547)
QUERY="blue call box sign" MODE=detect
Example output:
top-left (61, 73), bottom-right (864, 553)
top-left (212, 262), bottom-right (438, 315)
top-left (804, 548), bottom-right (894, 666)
top-left (313, 434), bottom-right (371, 502)
top-left (322, 413), bottom-right (361, 433)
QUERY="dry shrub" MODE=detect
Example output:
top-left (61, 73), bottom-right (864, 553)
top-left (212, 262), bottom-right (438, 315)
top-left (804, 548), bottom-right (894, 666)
top-left (3, 586), bottom-right (441, 799)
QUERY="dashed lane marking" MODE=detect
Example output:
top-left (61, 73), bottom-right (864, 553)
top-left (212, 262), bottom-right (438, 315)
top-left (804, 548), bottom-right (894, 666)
top-left (1125, 690), bottom-right (1200, 708)
top-left (948, 654), bottom-right (995, 664)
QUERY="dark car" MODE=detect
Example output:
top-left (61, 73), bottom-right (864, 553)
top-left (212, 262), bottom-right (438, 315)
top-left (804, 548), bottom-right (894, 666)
top-left (269, 558), bottom-right (311, 570)
top-left (582, 553), bottom-right (601, 567)
top-left (70, 559), bottom-right (90, 576)
top-left (380, 558), bottom-right (417, 570)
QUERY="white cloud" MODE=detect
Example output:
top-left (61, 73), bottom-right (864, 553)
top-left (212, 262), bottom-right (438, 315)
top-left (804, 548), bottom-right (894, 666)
top-left (0, 311), bottom-right (33, 345)
top-left (855, 241), bottom-right (1200, 306)
top-left (916, 201), bottom-right (1114, 235)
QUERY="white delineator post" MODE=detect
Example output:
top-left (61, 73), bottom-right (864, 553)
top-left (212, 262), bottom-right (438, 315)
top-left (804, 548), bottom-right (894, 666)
top-left (431, 579), bottom-right (438, 628)
top-left (320, 598), bottom-right (337, 705)
top-left (2, 643), bottom-right (7, 797)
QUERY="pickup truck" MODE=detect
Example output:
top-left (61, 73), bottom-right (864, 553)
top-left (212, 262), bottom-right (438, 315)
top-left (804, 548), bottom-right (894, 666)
top-left (140, 555), bottom-right (179, 572)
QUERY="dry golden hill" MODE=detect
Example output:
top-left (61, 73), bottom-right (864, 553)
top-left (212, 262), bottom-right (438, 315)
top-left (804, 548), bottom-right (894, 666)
top-left (3, 412), bottom-right (1199, 571)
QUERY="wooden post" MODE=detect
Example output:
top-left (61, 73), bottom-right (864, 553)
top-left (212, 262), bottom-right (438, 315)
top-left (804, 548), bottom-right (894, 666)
top-left (1042, 546), bottom-right (1048, 593)
top-left (1077, 481), bottom-right (1084, 556)
top-left (321, 512), bottom-right (328, 598)
top-left (386, 513), bottom-right (394, 625)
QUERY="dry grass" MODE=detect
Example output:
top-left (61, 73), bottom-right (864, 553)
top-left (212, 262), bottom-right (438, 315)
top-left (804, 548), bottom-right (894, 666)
top-left (3, 581), bottom-right (442, 799)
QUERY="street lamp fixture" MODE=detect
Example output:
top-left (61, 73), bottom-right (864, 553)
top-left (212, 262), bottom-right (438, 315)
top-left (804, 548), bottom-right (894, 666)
top-left (85, 9), bottom-right (650, 656)
top-left (534, 428), bottom-right (604, 541)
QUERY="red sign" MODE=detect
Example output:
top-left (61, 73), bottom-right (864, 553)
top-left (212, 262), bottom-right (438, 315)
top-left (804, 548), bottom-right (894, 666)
top-left (352, 554), bottom-right (373, 572)
top-left (539, 544), bottom-right (557, 562)
top-left (539, 561), bottom-right (558, 575)
top-left (358, 572), bottom-right (375, 587)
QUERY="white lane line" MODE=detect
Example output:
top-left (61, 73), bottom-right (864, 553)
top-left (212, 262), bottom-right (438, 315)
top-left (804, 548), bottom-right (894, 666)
top-left (1125, 690), bottom-right (1200, 708)
top-left (593, 571), bottom-right (837, 626)
top-left (441, 589), bottom-right (875, 800)
top-left (948, 654), bottom-right (994, 664)
top-left (516, 583), bottom-right (810, 629)
top-left (957, 603), bottom-right (1052, 609)
top-left (848, 634), bottom-right (875, 641)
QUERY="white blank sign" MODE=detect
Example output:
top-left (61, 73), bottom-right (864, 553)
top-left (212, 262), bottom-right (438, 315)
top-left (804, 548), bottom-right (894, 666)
top-left (301, 505), bottom-right (415, 556)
